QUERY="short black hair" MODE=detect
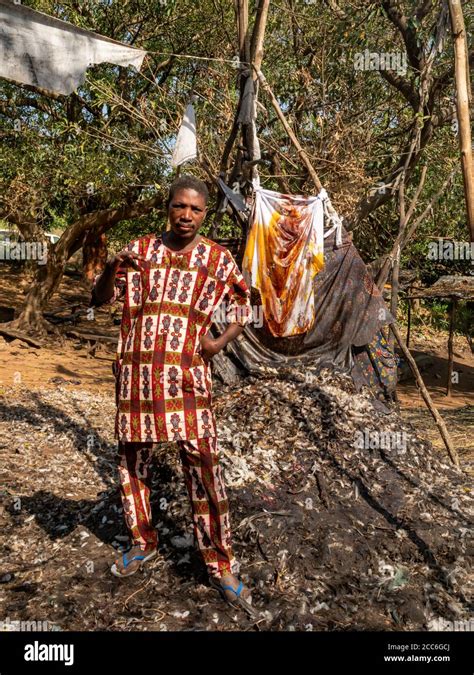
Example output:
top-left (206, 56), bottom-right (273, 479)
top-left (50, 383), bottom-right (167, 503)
top-left (167, 175), bottom-right (209, 206)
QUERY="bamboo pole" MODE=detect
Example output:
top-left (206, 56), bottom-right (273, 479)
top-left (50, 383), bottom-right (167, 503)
top-left (236, 0), bottom-right (250, 62)
top-left (448, 0), bottom-right (474, 241)
top-left (250, 0), bottom-right (270, 76)
top-left (446, 298), bottom-right (458, 397)
top-left (406, 293), bottom-right (412, 348)
top-left (390, 322), bottom-right (459, 466)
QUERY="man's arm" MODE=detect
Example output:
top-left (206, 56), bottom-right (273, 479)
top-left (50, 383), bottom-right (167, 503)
top-left (199, 323), bottom-right (244, 363)
top-left (199, 252), bottom-right (252, 362)
top-left (92, 250), bottom-right (144, 305)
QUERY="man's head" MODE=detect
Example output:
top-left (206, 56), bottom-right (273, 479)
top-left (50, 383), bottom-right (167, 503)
top-left (166, 176), bottom-right (209, 241)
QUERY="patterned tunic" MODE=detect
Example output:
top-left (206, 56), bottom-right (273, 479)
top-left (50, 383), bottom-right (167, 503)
top-left (94, 234), bottom-right (251, 443)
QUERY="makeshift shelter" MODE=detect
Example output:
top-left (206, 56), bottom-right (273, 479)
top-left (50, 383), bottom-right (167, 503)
top-left (212, 200), bottom-right (396, 402)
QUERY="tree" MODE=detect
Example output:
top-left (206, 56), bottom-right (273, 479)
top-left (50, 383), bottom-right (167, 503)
top-left (0, 0), bottom-right (469, 333)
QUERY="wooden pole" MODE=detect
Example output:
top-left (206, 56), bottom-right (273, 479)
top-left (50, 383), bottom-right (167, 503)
top-left (390, 322), bottom-right (459, 466)
top-left (236, 0), bottom-right (250, 62)
top-left (406, 291), bottom-right (412, 348)
top-left (250, 0), bottom-right (270, 78)
top-left (446, 298), bottom-right (458, 397)
top-left (448, 0), bottom-right (474, 241)
top-left (245, 0), bottom-right (270, 183)
top-left (254, 68), bottom-right (323, 193)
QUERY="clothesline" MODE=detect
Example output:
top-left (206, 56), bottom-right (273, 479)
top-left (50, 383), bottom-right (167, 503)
top-left (143, 51), bottom-right (252, 67)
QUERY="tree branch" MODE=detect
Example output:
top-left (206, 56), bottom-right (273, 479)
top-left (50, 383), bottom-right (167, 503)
top-left (381, 0), bottom-right (423, 71)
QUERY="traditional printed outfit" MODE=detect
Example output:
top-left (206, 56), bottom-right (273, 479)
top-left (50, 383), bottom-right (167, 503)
top-left (92, 234), bottom-right (252, 578)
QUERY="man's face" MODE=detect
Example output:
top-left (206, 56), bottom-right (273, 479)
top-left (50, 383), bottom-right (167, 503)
top-left (168, 188), bottom-right (207, 240)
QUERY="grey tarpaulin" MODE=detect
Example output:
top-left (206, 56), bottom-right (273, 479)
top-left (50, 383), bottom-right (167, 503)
top-left (0, 0), bottom-right (146, 96)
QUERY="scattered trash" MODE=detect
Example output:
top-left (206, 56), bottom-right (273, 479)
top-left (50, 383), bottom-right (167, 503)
top-left (170, 534), bottom-right (194, 549)
top-left (388, 568), bottom-right (410, 591)
top-left (0, 368), bottom-right (471, 631)
top-left (0, 573), bottom-right (14, 584)
top-left (170, 610), bottom-right (190, 619)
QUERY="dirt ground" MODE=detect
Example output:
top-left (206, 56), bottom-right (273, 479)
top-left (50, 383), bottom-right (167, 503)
top-left (1, 264), bottom-right (472, 464)
top-left (0, 264), bottom-right (472, 632)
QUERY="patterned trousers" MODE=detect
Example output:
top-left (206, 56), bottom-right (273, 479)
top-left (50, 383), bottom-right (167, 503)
top-left (117, 437), bottom-right (237, 579)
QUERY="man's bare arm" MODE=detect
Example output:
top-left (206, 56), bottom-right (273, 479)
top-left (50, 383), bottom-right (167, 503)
top-left (93, 251), bottom-right (144, 305)
top-left (199, 323), bottom-right (245, 363)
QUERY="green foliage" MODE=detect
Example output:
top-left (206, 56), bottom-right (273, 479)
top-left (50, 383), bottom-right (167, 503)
top-left (0, 0), bottom-right (470, 265)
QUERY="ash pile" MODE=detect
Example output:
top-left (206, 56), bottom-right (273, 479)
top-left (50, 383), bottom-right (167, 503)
top-left (211, 365), bottom-right (473, 630)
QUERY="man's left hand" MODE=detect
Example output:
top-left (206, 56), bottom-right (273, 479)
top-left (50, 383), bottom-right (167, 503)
top-left (198, 334), bottom-right (224, 364)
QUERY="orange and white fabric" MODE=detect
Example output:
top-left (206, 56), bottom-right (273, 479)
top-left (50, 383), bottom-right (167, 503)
top-left (242, 186), bottom-right (326, 337)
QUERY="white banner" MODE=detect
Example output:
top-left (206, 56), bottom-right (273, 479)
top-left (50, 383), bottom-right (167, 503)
top-left (0, 0), bottom-right (146, 95)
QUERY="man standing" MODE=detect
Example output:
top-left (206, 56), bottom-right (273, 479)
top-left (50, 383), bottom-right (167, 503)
top-left (92, 175), bottom-right (255, 615)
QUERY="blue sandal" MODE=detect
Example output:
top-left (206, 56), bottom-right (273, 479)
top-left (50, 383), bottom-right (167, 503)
top-left (210, 576), bottom-right (258, 618)
top-left (110, 547), bottom-right (157, 577)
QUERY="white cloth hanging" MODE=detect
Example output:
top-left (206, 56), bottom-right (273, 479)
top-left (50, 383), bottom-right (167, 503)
top-left (320, 189), bottom-right (343, 247)
top-left (171, 103), bottom-right (197, 168)
top-left (0, 0), bottom-right (146, 96)
top-left (243, 186), bottom-right (326, 337)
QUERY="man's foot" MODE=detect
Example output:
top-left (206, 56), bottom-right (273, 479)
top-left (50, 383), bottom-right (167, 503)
top-left (218, 574), bottom-right (252, 603)
top-left (210, 573), bottom-right (258, 618)
top-left (110, 544), bottom-right (158, 578)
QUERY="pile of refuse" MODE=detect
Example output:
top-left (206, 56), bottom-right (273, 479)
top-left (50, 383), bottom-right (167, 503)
top-left (0, 364), bottom-right (471, 631)
top-left (214, 365), bottom-right (473, 630)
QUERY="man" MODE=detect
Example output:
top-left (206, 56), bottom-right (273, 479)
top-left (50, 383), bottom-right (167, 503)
top-left (92, 175), bottom-right (255, 616)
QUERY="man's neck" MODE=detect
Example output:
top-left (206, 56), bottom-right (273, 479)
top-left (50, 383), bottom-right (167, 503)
top-left (162, 230), bottom-right (202, 252)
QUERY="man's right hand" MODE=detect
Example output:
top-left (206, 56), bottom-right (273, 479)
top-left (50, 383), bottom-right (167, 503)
top-left (93, 250), bottom-right (146, 305)
top-left (109, 250), bottom-right (146, 272)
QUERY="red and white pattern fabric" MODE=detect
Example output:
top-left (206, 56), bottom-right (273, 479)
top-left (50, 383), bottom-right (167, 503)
top-left (117, 437), bottom-right (237, 578)
top-left (92, 234), bottom-right (252, 443)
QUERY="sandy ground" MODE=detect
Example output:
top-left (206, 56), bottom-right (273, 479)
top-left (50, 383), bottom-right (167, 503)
top-left (0, 264), bottom-right (472, 632)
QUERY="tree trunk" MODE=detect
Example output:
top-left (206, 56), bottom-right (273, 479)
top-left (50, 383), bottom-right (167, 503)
top-left (82, 231), bottom-right (108, 282)
top-left (9, 252), bottom-right (66, 334)
top-left (2, 193), bottom-right (164, 334)
top-left (448, 0), bottom-right (474, 241)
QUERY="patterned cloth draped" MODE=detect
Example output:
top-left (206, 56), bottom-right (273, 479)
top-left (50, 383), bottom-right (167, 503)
top-left (92, 234), bottom-right (252, 443)
top-left (351, 331), bottom-right (398, 399)
top-left (242, 187), bottom-right (325, 337)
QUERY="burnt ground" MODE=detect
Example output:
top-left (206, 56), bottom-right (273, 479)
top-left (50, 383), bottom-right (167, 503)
top-left (0, 364), bottom-right (472, 632)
